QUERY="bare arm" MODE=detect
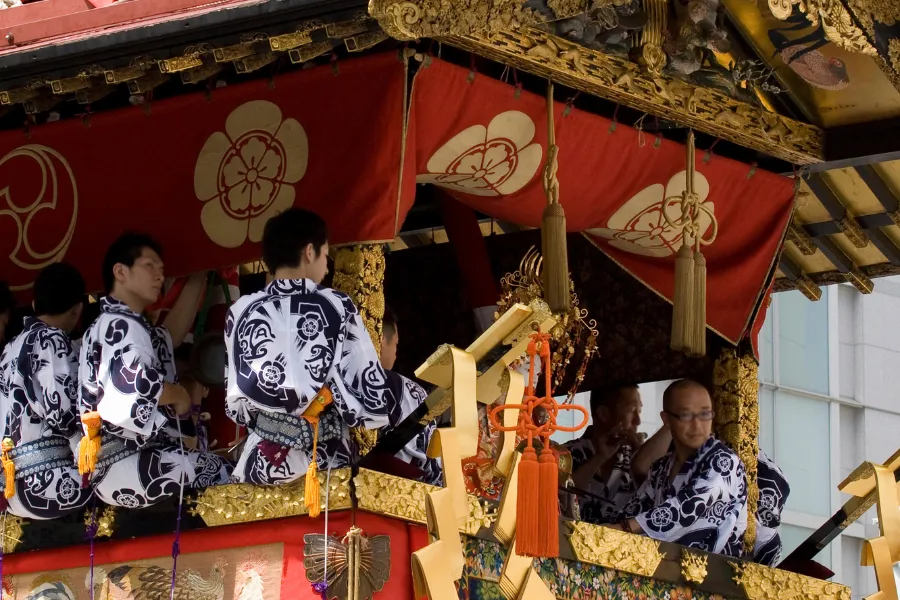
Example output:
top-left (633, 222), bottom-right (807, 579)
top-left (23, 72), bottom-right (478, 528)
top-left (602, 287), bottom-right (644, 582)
top-left (160, 273), bottom-right (207, 348)
top-left (631, 425), bottom-right (671, 482)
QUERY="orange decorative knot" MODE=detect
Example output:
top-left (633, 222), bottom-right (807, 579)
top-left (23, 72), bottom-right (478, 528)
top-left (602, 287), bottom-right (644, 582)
top-left (488, 332), bottom-right (588, 558)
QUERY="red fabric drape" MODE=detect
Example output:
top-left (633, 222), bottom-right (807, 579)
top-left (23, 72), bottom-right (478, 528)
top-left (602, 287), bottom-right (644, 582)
top-left (410, 59), bottom-right (795, 343)
top-left (0, 52), bottom-right (412, 299)
top-left (439, 193), bottom-right (500, 309)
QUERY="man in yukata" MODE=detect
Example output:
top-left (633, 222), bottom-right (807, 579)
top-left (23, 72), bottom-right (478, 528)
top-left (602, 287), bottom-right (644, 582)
top-left (79, 234), bottom-right (232, 508)
top-left (378, 305), bottom-right (442, 485)
top-left (754, 449), bottom-right (790, 566)
top-left (565, 384), bottom-right (671, 523)
top-left (613, 379), bottom-right (748, 556)
top-left (0, 264), bottom-right (93, 519)
top-left (225, 208), bottom-right (392, 485)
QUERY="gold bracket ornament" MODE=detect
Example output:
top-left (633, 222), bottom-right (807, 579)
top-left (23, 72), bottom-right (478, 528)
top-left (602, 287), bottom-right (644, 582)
top-left (840, 450), bottom-right (900, 600)
top-left (681, 549), bottom-right (708, 584)
top-left (665, 131), bottom-right (718, 357)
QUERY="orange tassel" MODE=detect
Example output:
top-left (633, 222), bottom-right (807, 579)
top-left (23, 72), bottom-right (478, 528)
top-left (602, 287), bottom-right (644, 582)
top-left (302, 387), bottom-right (333, 519)
top-left (515, 446), bottom-right (540, 557)
top-left (538, 447), bottom-right (560, 557)
top-left (78, 412), bottom-right (102, 476)
top-left (1, 439), bottom-right (14, 500)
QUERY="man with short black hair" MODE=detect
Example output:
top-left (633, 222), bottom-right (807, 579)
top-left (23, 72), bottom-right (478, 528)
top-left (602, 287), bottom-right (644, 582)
top-left (378, 306), bottom-right (442, 485)
top-left (79, 233), bottom-right (232, 508)
top-left (613, 379), bottom-right (748, 557)
top-left (0, 263), bottom-right (93, 518)
top-left (225, 209), bottom-right (392, 484)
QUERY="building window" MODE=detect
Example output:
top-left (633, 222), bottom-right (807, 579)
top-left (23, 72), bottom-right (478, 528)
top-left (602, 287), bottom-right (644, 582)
top-left (777, 290), bottom-right (829, 395)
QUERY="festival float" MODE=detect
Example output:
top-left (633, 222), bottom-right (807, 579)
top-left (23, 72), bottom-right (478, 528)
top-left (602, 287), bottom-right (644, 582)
top-left (0, 0), bottom-right (898, 599)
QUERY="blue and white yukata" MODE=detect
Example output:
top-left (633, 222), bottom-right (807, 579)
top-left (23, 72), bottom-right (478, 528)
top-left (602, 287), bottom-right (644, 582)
top-left (383, 370), bottom-right (442, 486)
top-left (0, 318), bottom-right (91, 519)
top-left (78, 297), bottom-right (232, 509)
top-left (754, 449), bottom-right (790, 566)
top-left (621, 436), bottom-right (748, 556)
top-left (225, 279), bottom-right (392, 485)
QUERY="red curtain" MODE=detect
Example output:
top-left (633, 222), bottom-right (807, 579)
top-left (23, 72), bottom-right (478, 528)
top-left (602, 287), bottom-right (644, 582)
top-left (410, 58), bottom-right (794, 343)
top-left (0, 52), bottom-right (413, 297)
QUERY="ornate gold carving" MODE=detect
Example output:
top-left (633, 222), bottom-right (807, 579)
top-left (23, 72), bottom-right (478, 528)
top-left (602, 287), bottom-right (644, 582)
top-left (444, 28), bottom-right (823, 164)
top-left (326, 19), bottom-right (371, 38)
top-left (0, 514), bottom-right (24, 554)
top-left (0, 87), bottom-right (39, 106)
top-left (269, 31), bottom-right (314, 51)
top-left (463, 496), bottom-right (498, 535)
top-left (289, 42), bottom-right (335, 64)
top-left (158, 54), bottom-right (204, 73)
top-left (333, 244), bottom-right (386, 352)
top-left (85, 506), bottom-right (117, 539)
top-left (838, 215), bottom-right (868, 248)
top-left (213, 43), bottom-right (255, 63)
top-left (345, 31), bottom-right (390, 52)
top-left (845, 269), bottom-right (874, 294)
top-left (566, 522), bottom-right (664, 577)
top-left (713, 347), bottom-right (759, 555)
top-left (681, 549), bottom-right (708, 584)
top-left (355, 468), bottom-right (437, 524)
top-left (640, 0), bottom-right (668, 76)
top-left (731, 561), bottom-right (850, 600)
top-left (795, 275), bottom-right (823, 302)
top-left (351, 426), bottom-right (379, 456)
top-left (191, 468), bottom-right (352, 526)
top-left (787, 222), bottom-right (817, 256)
top-left (368, 0), bottom-right (542, 41)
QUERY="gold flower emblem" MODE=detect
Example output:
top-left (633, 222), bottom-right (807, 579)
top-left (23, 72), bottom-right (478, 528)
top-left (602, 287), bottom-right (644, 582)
top-left (194, 100), bottom-right (308, 248)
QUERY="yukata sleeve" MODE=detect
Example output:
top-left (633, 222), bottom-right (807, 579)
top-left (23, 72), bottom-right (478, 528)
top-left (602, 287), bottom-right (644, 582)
top-left (327, 296), bottom-right (389, 430)
top-left (633, 449), bottom-right (745, 545)
top-left (620, 465), bottom-right (659, 522)
top-left (33, 333), bottom-right (80, 439)
top-left (95, 318), bottom-right (168, 437)
top-left (223, 307), bottom-right (257, 429)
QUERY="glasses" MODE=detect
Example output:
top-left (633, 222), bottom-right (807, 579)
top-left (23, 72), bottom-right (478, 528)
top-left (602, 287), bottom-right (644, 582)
top-left (664, 410), bottom-right (715, 423)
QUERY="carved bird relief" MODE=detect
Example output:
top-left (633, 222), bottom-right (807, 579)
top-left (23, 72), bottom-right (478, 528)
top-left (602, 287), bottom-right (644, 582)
top-left (86, 561), bottom-right (226, 600)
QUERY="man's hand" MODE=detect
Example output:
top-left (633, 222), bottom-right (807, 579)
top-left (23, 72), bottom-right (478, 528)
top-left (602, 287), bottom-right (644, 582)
top-left (161, 382), bottom-right (193, 416)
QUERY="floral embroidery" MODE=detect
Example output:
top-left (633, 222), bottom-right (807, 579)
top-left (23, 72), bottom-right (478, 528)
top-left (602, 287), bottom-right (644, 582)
top-left (194, 100), bottom-right (308, 248)
top-left (417, 110), bottom-right (542, 197)
top-left (586, 170), bottom-right (714, 258)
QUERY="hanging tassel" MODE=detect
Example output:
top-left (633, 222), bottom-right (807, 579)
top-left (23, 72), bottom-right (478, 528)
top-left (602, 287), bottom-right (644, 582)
top-left (690, 251), bottom-right (707, 356)
top-left (537, 446), bottom-right (559, 557)
top-left (671, 243), bottom-right (694, 353)
top-left (541, 82), bottom-right (571, 313)
top-left (514, 445), bottom-right (540, 557)
top-left (78, 412), bottom-right (102, 478)
top-left (0, 440), bottom-right (13, 500)
top-left (302, 387), bottom-right (333, 519)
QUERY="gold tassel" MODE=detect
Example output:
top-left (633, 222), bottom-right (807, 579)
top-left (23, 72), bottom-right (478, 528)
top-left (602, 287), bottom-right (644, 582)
top-left (78, 411), bottom-right (102, 476)
top-left (691, 251), bottom-right (707, 357)
top-left (1, 439), bottom-right (14, 500)
top-left (302, 387), bottom-right (333, 519)
top-left (540, 82), bottom-right (570, 313)
top-left (671, 243), bottom-right (694, 353)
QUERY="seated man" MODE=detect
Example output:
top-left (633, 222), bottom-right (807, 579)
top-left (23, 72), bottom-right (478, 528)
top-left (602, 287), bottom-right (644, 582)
top-left (225, 209), bottom-right (391, 485)
top-left (754, 449), bottom-right (790, 566)
top-left (79, 234), bottom-right (232, 508)
top-left (613, 379), bottom-right (748, 557)
top-left (565, 384), bottom-right (670, 523)
top-left (379, 305), bottom-right (442, 486)
top-left (0, 264), bottom-right (93, 519)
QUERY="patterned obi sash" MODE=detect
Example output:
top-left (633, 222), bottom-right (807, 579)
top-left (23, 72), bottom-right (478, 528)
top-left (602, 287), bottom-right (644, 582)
top-left (9, 436), bottom-right (74, 480)
top-left (95, 435), bottom-right (164, 472)
top-left (253, 407), bottom-right (343, 451)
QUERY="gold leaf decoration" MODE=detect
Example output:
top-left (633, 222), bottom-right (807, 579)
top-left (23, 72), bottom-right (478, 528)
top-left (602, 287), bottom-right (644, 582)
top-left (566, 521), bottom-right (663, 577)
top-left (731, 561), bottom-right (851, 600)
top-left (681, 549), bottom-right (708, 584)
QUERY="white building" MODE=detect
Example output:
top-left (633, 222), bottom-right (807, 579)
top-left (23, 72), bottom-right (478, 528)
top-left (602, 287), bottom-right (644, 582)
top-left (555, 281), bottom-right (900, 598)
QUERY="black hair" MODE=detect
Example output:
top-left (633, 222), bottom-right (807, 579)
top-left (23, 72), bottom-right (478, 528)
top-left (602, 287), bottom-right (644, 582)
top-left (102, 233), bottom-right (163, 293)
top-left (262, 208), bottom-right (328, 274)
top-left (383, 304), bottom-right (398, 340)
top-left (33, 263), bottom-right (86, 316)
top-left (662, 379), bottom-right (709, 412)
top-left (0, 281), bottom-right (12, 316)
top-left (589, 383), bottom-right (639, 415)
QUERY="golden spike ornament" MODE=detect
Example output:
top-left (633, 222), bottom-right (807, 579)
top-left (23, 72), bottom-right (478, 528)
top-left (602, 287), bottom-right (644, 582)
top-left (663, 131), bottom-right (718, 356)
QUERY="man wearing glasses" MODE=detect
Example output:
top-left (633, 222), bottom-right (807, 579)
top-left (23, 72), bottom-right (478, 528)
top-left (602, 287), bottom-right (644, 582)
top-left (611, 379), bottom-right (748, 557)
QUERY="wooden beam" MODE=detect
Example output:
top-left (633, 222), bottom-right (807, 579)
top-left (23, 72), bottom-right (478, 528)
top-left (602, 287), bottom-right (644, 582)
top-left (856, 165), bottom-right (900, 213)
top-left (810, 236), bottom-right (854, 273)
top-left (805, 174), bottom-right (868, 248)
top-left (818, 117), bottom-right (900, 172)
